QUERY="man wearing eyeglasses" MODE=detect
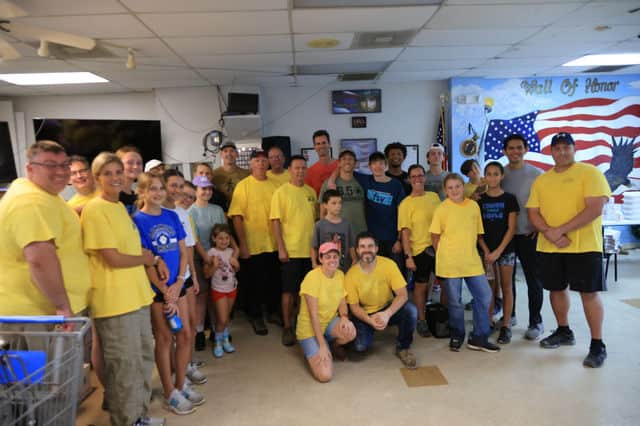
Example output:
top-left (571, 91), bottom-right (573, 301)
top-left (0, 140), bottom-right (90, 318)
top-left (67, 155), bottom-right (99, 214)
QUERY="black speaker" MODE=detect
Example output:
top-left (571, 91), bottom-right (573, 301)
top-left (227, 92), bottom-right (259, 114)
top-left (262, 136), bottom-right (292, 168)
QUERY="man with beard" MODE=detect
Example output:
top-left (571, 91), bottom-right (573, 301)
top-left (344, 232), bottom-right (417, 368)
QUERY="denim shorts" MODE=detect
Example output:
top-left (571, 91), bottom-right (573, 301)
top-left (298, 316), bottom-right (340, 359)
top-left (497, 251), bottom-right (516, 267)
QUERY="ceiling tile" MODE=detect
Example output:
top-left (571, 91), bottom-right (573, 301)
top-left (138, 11), bottom-right (290, 37)
top-left (18, 0), bottom-right (127, 16)
top-left (563, 1), bottom-right (640, 25)
top-left (0, 58), bottom-right (81, 73)
top-left (166, 35), bottom-right (292, 56)
top-left (412, 28), bottom-right (540, 46)
top-left (37, 82), bottom-right (131, 95)
top-left (15, 15), bottom-right (154, 39)
top-left (297, 48), bottom-right (401, 65)
top-left (98, 69), bottom-right (203, 82)
top-left (388, 58), bottom-right (484, 72)
top-left (500, 43), bottom-right (608, 59)
top-left (427, 3), bottom-right (584, 29)
top-left (119, 80), bottom-right (210, 90)
top-left (197, 69), bottom-right (282, 85)
top-left (399, 45), bottom-right (508, 61)
top-left (187, 53), bottom-right (293, 73)
top-left (526, 24), bottom-right (640, 44)
top-left (292, 6), bottom-right (437, 33)
top-left (0, 82), bottom-right (48, 96)
top-left (121, 0), bottom-right (287, 13)
top-left (380, 70), bottom-right (463, 81)
top-left (68, 59), bottom-right (186, 73)
top-left (101, 38), bottom-right (174, 57)
top-left (294, 33), bottom-right (354, 51)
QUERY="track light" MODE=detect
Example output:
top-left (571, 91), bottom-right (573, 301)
top-left (126, 49), bottom-right (136, 70)
top-left (37, 40), bottom-right (49, 57)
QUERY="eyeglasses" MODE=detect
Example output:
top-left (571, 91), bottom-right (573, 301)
top-left (182, 193), bottom-right (196, 200)
top-left (30, 161), bottom-right (71, 171)
top-left (70, 167), bottom-right (90, 176)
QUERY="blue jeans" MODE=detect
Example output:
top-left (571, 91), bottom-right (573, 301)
top-left (446, 275), bottom-right (491, 341)
top-left (352, 302), bottom-right (417, 351)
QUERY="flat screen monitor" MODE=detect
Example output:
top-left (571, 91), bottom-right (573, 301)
top-left (227, 92), bottom-right (259, 114)
top-left (0, 121), bottom-right (17, 185)
top-left (32, 118), bottom-right (162, 164)
top-left (332, 89), bottom-right (381, 114)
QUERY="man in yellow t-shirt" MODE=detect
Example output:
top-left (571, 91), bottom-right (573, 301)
top-left (344, 232), bottom-right (417, 368)
top-left (211, 141), bottom-right (250, 203)
top-left (229, 150), bottom-right (280, 336)
top-left (398, 164), bottom-right (441, 337)
top-left (0, 141), bottom-right (90, 317)
top-left (67, 155), bottom-right (99, 214)
top-left (526, 132), bottom-right (611, 368)
top-left (270, 155), bottom-right (317, 346)
top-left (266, 145), bottom-right (290, 187)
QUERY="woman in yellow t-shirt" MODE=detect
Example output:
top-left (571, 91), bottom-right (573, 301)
top-left (82, 152), bottom-right (166, 426)
top-left (429, 173), bottom-right (499, 354)
top-left (296, 242), bottom-right (356, 383)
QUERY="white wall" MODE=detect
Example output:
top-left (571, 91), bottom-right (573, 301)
top-left (261, 80), bottom-right (448, 166)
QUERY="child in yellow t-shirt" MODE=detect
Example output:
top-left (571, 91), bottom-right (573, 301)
top-left (430, 173), bottom-right (499, 354)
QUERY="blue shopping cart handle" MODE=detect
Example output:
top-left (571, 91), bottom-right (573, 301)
top-left (0, 315), bottom-right (65, 324)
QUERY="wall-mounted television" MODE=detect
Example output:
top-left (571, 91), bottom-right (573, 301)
top-left (341, 138), bottom-right (377, 174)
top-left (0, 121), bottom-right (18, 185)
top-left (332, 89), bottom-right (381, 114)
top-left (32, 119), bottom-right (162, 164)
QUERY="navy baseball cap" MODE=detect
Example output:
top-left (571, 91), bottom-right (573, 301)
top-left (550, 132), bottom-right (575, 146)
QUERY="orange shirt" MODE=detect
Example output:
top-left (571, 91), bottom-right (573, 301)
top-left (304, 160), bottom-right (338, 195)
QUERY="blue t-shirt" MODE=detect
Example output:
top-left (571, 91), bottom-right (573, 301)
top-left (354, 173), bottom-right (406, 242)
top-left (133, 209), bottom-right (186, 290)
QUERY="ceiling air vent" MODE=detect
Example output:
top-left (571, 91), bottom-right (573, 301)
top-left (338, 73), bottom-right (379, 81)
top-left (582, 65), bottom-right (632, 73)
top-left (351, 30), bottom-right (418, 49)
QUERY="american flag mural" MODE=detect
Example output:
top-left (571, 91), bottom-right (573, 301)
top-left (483, 96), bottom-right (640, 191)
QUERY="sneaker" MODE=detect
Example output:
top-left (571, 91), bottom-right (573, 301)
top-left (500, 315), bottom-right (517, 327)
top-left (416, 320), bottom-right (432, 338)
top-left (281, 327), bottom-right (296, 346)
top-left (395, 348), bottom-right (417, 369)
top-left (250, 318), bottom-right (268, 336)
top-left (540, 328), bottom-right (575, 349)
top-left (467, 337), bottom-right (501, 353)
top-left (583, 344), bottom-right (607, 368)
top-left (181, 384), bottom-right (206, 406)
top-left (213, 342), bottom-right (224, 358)
top-left (449, 336), bottom-right (463, 352)
top-left (135, 416), bottom-right (166, 426)
top-left (194, 331), bottom-right (206, 351)
top-left (164, 389), bottom-right (195, 415)
top-left (525, 323), bottom-right (544, 340)
top-left (497, 327), bottom-right (512, 344)
top-left (222, 338), bottom-right (235, 353)
top-left (186, 364), bottom-right (207, 385)
top-left (190, 359), bottom-right (204, 369)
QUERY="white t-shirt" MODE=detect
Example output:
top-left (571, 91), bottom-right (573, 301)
top-left (207, 247), bottom-right (237, 293)
top-left (167, 206), bottom-right (195, 279)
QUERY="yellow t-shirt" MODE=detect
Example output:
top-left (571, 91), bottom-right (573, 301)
top-left (398, 192), bottom-right (441, 255)
top-left (526, 162), bottom-right (610, 253)
top-left (67, 188), bottom-right (100, 210)
top-left (463, 182), bottom-right (477, 199)
top-left (211, 166), bottom-right (250, 201)
top-left (0, 178), bottom-right (90, 315)
top-left (269, 183), bottom-right (317, 258)
top-left (228, 175), bottom-right (278, 255)
top-left (344, 256), bottom-right (406, 314)
top-left (267, 170), bottom-right (290, 187)
top-left (81, 197), bottom-right (153, 318)
top-left (429, 198), bottom-right (484, 278)
top-left (296, 268), bottom-right (346, 340)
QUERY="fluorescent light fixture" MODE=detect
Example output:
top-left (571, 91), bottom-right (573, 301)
top-left (563, 53), bottom-right (640, 67)
top-left (0, 72), bottom-right (108, 85)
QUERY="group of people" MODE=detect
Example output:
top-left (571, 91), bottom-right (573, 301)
top-left (0, 128), bottom-right (611, 424)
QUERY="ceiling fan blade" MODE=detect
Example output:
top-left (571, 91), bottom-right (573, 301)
top-left (0, 38), bottom-right (21, 59)
top-left (4, 22), bottom-right (96, 50)
top-left (0, 0), bottom-right (27, 19)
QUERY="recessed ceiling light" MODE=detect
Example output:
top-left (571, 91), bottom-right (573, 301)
top-left (563, 53), bottom-right (640, 67)
top-left (307, 38), bottom-right (340, 48)
top-left (0, 72), bottom-right (108, 85)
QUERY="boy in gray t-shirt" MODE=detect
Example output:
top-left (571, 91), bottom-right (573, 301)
top-left (311, 189), bottom-right (356, 272)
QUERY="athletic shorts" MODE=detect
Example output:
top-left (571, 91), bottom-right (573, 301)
top-left (281, 258), bottom-right (312, 294)
top-left (153, 285), bottom-right (187, 303)
top-left (298, 316), bottom-right (340, 359)
top-left (497, 251), bottom-right (516, 267)
top-left (183, 276), bottom-right (193, 290)
top-left (538, 252), bottom-right (605, 293)
top-left (211, 288), bottom-right (237, 302)
top-left (413, 248), bottom-right (435, 283)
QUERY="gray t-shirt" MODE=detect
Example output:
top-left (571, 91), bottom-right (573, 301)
top-left (187, 204), bottom-right (226, 251)
top-left (424, 170), bottom-right (449, 200)
top-left (312, 218), bottom-right (355, 272)
top-left (319, 176), bottom-right (367, 235)
top-left (502, 163), bottom-right (542, 235)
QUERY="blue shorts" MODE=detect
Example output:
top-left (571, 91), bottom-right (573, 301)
top-left (298, 316), bottom-right (340, 359)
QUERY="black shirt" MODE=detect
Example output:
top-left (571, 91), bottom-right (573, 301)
top-left (386, 170), bottom-right (411, 195)
top-left (478, 192), bottom-right (520, 253)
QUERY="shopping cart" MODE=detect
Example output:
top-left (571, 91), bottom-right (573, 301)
top-left (0, 316), bottom-right (90, 426)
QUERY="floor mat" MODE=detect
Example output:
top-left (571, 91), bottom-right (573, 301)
top-left (400, 365), bottom-right (448, 387)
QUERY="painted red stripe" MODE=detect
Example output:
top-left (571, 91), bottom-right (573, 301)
top-left (540, 139), bottom-right (612, 154)
top-left (540, 98), bottom-right (615, 113)
top-left (537, 126), bottom-right (640, 140)
top-left (542, 104), bottom-right (640, 122)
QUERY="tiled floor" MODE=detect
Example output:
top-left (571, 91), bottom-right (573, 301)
top-left (77, 250), bottom-right (640, 426)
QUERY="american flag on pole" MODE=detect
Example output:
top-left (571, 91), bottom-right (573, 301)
top-left (483, 97), bottom-right (640, 180)
top-left (437, 104), bottom-right (448, 170)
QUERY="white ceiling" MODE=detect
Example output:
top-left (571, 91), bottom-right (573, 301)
top-left (0, 0), bottom-right (638, 95)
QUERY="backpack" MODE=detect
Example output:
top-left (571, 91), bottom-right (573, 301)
top-left (425, 302), bottom-right (450, 338)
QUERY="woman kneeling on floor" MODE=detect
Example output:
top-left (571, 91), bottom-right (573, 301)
top-left (296, 242), bottom-right (356, 383)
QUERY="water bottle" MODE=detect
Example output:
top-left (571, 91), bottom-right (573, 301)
top-left (166, 312), bottom-right (183, 333)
